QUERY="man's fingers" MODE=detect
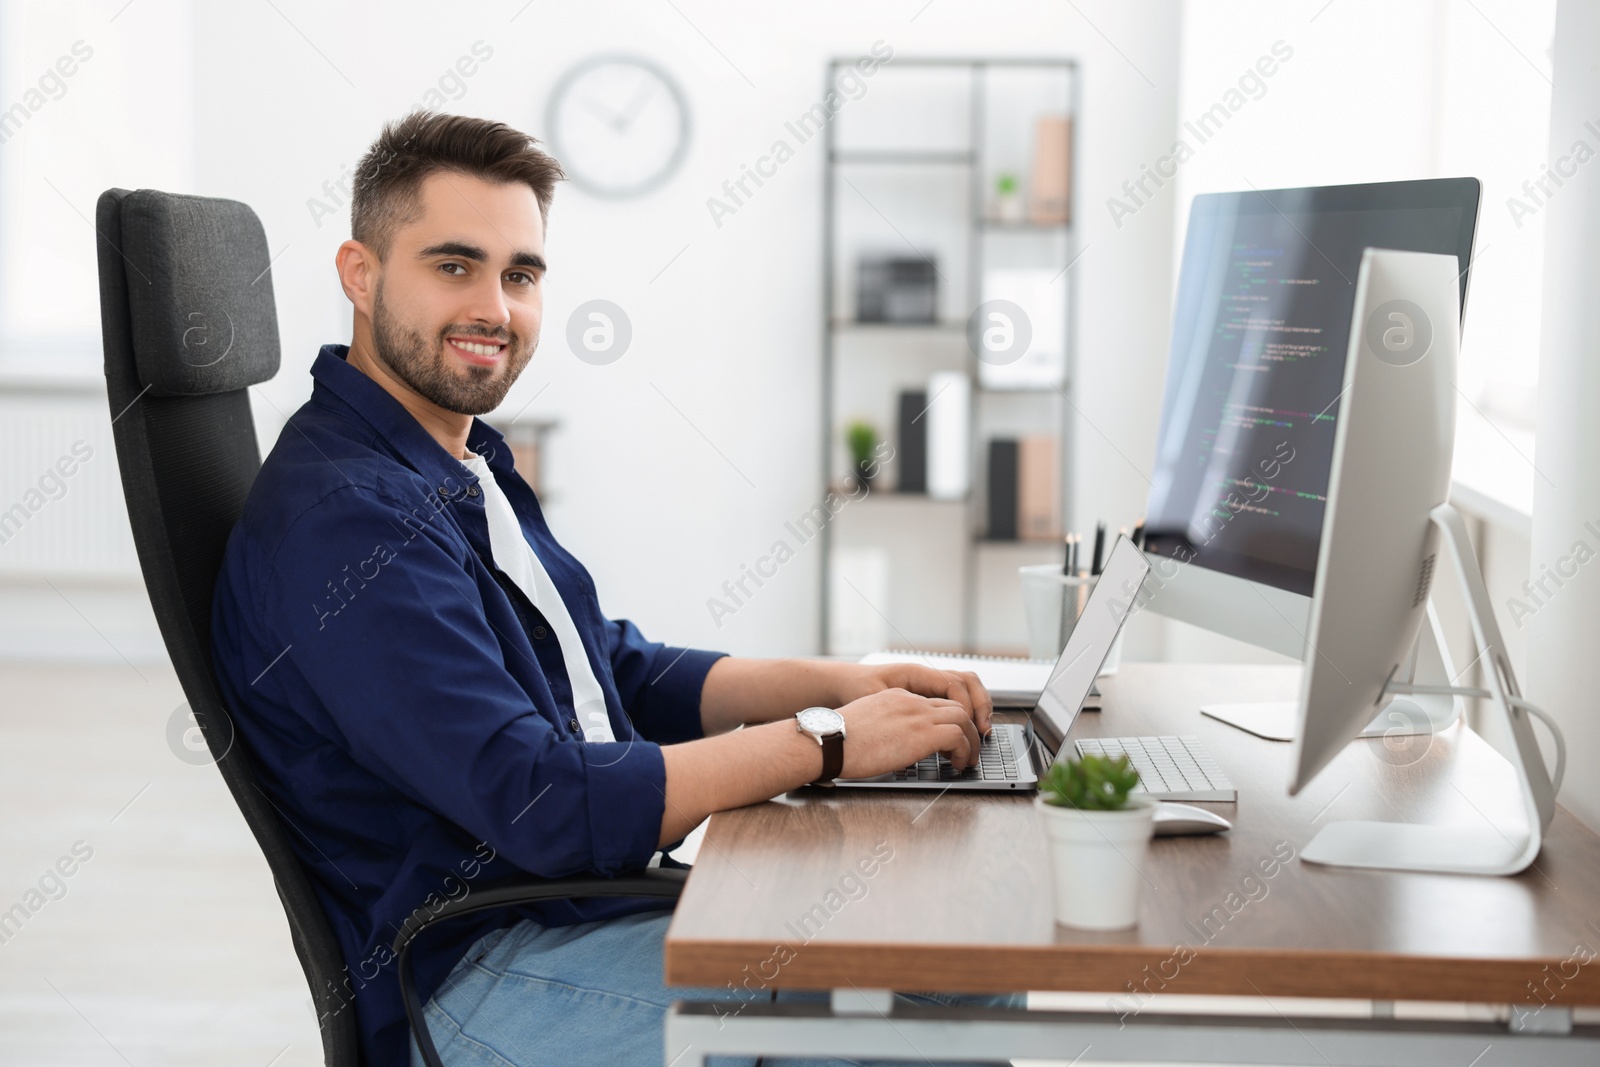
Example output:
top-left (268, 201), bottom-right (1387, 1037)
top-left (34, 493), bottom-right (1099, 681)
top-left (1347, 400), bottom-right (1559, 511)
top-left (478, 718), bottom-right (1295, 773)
top-left (927, 701), bottom-right (981, 769)
top-left (933, 723), bottom-right (974, 768)
top-left (953, 670), bottom-right (993, 735)
top-left (939, 672), bottom-right (976, 721)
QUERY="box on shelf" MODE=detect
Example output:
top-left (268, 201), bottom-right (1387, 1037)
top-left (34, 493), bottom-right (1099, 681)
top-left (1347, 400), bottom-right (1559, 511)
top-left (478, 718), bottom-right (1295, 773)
top-left (1029, 115), bottom-right (1072, 225)
top-left (856, 255), bottom-right (939, 323)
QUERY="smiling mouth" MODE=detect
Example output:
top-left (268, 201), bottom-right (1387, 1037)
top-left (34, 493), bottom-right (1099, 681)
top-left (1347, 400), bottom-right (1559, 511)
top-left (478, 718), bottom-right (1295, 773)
top-left (446, 336), bottom-right (507, 366)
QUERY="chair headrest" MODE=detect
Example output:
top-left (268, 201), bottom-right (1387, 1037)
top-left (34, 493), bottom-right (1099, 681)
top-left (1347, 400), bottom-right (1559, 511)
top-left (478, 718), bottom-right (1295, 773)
top-left (115, 188), bottom-right (281, 396)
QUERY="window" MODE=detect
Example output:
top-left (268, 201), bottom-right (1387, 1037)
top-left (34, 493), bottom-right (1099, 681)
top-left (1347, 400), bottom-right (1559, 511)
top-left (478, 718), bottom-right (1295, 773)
top-left (0, 0), bottom-right (194, 381)
top-left (1433, 0), bottom-right (1557, 428)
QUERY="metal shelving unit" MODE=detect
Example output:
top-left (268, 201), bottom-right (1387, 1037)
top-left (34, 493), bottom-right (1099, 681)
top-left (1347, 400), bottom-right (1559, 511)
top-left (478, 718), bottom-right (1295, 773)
top-left (819, 56), bottom-right (1080, 655)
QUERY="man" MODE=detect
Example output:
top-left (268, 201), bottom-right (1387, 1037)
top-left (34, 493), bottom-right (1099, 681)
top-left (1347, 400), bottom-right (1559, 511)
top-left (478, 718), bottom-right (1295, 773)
top-left (212, 110), bottom-right (1013, 1067)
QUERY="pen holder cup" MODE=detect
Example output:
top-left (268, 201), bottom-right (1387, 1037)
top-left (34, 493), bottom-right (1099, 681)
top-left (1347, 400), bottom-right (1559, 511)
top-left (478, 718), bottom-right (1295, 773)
top-left (1018, 564), bottom-right (1125, 673)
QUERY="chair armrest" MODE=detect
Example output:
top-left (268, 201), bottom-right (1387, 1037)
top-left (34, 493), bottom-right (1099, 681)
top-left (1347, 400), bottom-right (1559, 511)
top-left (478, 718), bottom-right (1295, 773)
top-left (394, 870), bottom-right (688, 1067)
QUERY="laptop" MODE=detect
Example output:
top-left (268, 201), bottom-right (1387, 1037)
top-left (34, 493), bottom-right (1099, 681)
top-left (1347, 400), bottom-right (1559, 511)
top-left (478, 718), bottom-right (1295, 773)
top-left (831, 536), bottom-right (1152, 791)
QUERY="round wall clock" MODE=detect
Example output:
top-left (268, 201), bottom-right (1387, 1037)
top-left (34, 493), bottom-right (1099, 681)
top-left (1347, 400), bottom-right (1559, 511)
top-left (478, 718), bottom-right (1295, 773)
top-left (545, 54), bottom-right (691, 199)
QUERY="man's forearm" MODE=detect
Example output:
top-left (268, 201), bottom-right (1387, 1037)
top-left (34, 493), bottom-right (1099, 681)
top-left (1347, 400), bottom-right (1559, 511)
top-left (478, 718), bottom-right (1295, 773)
top-left (661, 658), bottom-right (993, 846)
top-left (697, 656), bottom-right (852, 735)
top-left (658, 719), bottom-right (822, 845)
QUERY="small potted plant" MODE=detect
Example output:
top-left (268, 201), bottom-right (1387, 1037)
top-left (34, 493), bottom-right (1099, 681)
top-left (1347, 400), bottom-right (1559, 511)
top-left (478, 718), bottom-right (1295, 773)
top-left (846, 420), bottom-right (879, 491)
top-left (1034, 753), bottom-right (1156, 929)
top-left (994, 172), bottom-right (1025, 223)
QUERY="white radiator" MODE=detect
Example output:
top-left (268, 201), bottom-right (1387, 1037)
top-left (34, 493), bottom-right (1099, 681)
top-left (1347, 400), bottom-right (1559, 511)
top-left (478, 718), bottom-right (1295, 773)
top-left (0, 391), bottom-right (140, 579)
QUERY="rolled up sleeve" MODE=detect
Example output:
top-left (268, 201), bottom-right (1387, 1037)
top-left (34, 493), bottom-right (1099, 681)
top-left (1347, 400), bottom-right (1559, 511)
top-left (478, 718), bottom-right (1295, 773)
top-left (262, 485), bottom-right (664, 877)
top-left (603, 616), bottom-right (726, 746)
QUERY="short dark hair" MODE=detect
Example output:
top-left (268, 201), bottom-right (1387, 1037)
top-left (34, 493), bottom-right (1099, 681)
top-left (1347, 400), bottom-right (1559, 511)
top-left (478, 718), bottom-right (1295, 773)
top-left (350, 110), bottom-right (565, 261)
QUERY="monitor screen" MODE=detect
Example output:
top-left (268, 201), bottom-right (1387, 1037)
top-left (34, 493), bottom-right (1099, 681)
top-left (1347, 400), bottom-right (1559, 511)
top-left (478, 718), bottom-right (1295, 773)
top-left (1142, 179), bottom-right (1479, 598)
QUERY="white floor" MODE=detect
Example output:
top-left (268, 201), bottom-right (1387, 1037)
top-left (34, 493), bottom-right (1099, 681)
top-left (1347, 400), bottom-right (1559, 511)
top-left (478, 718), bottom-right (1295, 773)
top-left (0, 662), bottom-right (321, 1066)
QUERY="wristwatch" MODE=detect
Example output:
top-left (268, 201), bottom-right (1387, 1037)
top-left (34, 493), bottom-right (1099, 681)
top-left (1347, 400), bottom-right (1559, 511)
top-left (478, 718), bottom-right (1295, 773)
top-left (795, 706), bottom-right (847, 786)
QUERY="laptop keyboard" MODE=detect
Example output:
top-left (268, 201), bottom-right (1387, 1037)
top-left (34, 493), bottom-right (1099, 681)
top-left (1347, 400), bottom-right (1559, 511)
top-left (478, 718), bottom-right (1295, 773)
top-left (891, 728), bottom-right (1020, 782)
top-left (1074, 735), bottom-right (1237, 802)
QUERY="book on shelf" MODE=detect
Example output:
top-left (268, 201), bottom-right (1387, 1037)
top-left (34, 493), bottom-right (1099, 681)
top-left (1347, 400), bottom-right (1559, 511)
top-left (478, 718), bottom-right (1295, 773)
top-left (985, 435), bottom-right (1060, 542)
top-left (987, 438), bottom-right (1020, 540)
top-left (925, 371), bottom-right (970, 500)
top-left (1018, 434), bottom-right (1059, 541)
top-left (896, 389), bottom-right (928, 493)
top-left (1029, 115), bottom-right (1072, 225)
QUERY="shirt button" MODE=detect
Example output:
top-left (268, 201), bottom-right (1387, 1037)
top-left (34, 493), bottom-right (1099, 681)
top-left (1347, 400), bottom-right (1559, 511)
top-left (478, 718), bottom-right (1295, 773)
top-left (568, 718), bottom-right (581, 733)
top-left (533, 625), bottom-right (548, 639)
top-left (467, 485), bottom-right (480, 497)
top-left (437, 486), bottom-right (449, 498)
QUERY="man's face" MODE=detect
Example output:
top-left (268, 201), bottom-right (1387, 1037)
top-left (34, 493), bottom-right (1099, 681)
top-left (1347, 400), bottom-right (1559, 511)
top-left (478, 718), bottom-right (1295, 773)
top-left (368, 171), bottom-right (545, 416)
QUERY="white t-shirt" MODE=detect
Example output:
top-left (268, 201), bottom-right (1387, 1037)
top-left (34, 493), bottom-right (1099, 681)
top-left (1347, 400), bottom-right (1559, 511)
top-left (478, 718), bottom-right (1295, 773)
top-left (461, 451), bottom-right (614, 743)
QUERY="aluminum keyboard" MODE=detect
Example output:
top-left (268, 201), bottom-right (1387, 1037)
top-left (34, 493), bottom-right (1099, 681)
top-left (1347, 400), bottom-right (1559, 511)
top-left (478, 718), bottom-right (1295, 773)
top-left (1074, 734), bottom-right (1237, 802)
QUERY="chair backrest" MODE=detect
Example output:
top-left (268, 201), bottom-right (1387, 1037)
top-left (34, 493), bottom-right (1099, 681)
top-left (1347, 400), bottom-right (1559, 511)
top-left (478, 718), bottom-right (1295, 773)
top-left (95, 188), bottom-right (360, 1067)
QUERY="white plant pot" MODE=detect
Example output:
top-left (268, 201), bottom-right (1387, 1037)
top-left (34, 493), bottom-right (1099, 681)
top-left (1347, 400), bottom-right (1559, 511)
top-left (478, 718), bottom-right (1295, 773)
top-left (1034, 794), bottom-right (1157, 930)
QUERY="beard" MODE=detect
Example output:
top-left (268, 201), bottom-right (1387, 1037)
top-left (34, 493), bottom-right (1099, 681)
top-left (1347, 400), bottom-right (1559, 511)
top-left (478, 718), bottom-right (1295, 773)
top-left (369, 279), bottom-right (535, 416)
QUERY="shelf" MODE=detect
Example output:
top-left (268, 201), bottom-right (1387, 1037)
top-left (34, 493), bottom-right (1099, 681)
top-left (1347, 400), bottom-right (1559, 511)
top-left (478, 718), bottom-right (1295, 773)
top-left (830, 319), bottom-right (965, 333)
top-left (830, 149), bottom-right (975, 165)
top-left (832, 486), bottom-right (969, 504)
top-left (820, 55), bottom-right (1079, 655)
top-left (978, 219), bottom-right (1072, 232)
top-left (975, 382), bottom-right (1065, 394)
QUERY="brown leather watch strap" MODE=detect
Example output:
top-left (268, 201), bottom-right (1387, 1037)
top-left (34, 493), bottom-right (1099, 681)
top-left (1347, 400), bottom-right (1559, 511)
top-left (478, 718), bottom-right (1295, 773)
top-left (816, 731), bottom-right (844, 784)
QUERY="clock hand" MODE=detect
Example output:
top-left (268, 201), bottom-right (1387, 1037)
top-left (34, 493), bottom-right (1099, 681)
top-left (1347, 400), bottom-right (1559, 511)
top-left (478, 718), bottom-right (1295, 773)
top-left (580, 96), bottom-right (626, 131)
top-left (615, 78), bottom-right (658, 131)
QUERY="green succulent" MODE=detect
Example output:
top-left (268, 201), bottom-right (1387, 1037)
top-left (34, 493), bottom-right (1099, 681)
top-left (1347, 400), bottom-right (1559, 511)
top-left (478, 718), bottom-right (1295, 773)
top-left (996, 173), bottom-right (1019, 196)
top-left (1040, 753), bottom-right (1140, 810)
top-left (846, 421), bottom-right (877, 466)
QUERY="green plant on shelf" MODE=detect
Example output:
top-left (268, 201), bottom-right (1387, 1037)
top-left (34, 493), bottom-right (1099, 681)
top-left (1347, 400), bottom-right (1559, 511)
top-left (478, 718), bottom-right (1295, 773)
top-left (994, 172), bottom-right (1024, 223)
top-left (1039, 753), bottom-right (1140, 810)
top-left (846, 420), bottom-right (879, 488)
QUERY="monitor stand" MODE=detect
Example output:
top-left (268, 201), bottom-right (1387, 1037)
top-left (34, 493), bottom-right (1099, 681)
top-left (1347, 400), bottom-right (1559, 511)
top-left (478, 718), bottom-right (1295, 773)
top-left (1198, 604), bottom-right (1461, 742)
top-left (1301, 504), bottom-right (1562, 876)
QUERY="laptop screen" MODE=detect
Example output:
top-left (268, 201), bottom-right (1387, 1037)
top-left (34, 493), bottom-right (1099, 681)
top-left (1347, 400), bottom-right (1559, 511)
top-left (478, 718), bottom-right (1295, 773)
top-left (1034, 536), bottom-right (1152, 744)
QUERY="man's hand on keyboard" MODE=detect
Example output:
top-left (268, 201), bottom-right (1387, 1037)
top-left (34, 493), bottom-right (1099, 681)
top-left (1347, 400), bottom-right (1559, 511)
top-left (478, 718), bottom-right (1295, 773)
top-left (834, 662), bottom-right (994, 740)
top-left (837, 688), bottom-right (983, 776)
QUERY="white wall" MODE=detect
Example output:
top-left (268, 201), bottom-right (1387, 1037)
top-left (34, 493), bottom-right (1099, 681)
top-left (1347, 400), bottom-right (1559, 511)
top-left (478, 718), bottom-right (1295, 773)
top-left (185, 0), bottom-right (1183, 658)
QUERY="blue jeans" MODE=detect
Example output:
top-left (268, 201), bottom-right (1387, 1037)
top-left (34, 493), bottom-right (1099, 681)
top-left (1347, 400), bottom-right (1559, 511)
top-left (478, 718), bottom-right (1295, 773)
top-left (410, 910), bottom-right (1023, 1066)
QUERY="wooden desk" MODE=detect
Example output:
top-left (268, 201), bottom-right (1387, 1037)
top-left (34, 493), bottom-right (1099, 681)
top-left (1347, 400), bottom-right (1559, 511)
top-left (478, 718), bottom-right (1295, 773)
top-left (663, 664), bottom-right (1600, 1065)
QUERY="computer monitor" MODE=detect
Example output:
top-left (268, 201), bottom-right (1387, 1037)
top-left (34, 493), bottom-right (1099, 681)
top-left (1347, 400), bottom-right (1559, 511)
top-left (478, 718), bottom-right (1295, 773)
top-left (1139, 179), bottom-right (1481, 659)
top-left (1290, 248), bottom-right (1558, 876)
top-left (1291, 247), bottom-right (1458, 793)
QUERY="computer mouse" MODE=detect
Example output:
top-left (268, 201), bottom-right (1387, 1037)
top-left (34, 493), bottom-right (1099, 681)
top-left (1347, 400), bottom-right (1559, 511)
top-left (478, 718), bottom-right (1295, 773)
top-left (1151, 802), bottom-right (1232, 836)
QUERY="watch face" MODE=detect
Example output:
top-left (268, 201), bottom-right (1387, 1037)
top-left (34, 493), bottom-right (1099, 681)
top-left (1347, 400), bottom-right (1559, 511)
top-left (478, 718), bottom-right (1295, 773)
top-left (797, 707), bottom-right (845, 736)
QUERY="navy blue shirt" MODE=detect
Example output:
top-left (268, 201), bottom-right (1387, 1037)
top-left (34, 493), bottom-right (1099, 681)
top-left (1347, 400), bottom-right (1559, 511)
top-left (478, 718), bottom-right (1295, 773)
top-left (211, 344), bottom-right (726, 1065)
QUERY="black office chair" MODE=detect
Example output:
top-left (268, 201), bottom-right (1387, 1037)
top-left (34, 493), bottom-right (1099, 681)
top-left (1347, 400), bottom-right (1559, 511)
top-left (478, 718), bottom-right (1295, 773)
top-left (95, 188), bottom-right (684, 1067)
